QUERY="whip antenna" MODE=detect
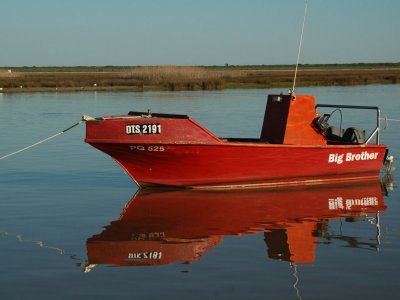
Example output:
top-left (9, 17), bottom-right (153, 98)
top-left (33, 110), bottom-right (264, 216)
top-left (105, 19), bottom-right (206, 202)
top-left (291, 0), bottom-right (308, 96)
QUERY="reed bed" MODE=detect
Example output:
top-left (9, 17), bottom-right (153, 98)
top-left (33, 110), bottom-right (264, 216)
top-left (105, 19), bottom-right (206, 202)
top-left (0, 69), bottom-right (21, 78)
top-left (124, 66), bottom-right (221, 81)
top-left (122, 66), bottom-right (245, 90)
top-left (0, 65), bottom-right (399, 93)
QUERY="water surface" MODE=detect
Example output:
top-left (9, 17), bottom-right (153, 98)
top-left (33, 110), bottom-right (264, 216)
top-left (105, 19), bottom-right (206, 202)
top-left (1, 86), bottom-right (399, 299)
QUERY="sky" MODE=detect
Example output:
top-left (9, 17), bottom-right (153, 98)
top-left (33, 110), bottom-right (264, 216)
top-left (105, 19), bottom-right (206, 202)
top-left (1, 0), bottom-right (399, 66)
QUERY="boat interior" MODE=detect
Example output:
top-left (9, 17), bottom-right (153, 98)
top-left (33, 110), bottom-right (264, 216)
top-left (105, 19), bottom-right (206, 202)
top-left (225, 94), bottom-right (381, 146)
top-left (124, 94), bottom-right (381, 147)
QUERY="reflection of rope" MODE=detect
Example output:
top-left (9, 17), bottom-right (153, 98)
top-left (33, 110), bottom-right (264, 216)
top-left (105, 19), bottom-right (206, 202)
top-left (366, 212), bottom-right (381, 251)
top-left (0, 120), bottom-right (82, 160)
top-left (290, 262), bottom-right (303, 300)
top-left (1, 230), bottom-right (93, 272)
top-left (1, 230), bottom-right (65, 254)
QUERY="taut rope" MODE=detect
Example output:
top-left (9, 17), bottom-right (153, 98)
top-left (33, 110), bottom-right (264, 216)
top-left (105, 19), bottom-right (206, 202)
top-left (0, 120), bottom-right (83, 160)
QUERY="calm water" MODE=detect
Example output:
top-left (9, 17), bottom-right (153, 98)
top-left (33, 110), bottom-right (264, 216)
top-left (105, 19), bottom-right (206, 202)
top-left (0, 86), bottom-right (399, 299)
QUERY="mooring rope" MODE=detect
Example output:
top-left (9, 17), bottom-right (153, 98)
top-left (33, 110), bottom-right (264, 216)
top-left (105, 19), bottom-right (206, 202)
top-left (381, 116), bottom-right (400, 130)
top-left (0, 120), bottom-right (83, 160)
top-left (383, 118), bottom-right (400, 122)
top-left (0, 114), bottom-right (398, 161)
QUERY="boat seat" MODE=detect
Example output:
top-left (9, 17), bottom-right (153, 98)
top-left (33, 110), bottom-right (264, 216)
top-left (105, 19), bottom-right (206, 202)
top-left (326, 126), bottom-right (344, 142)
top-left (342, 127), bottom-right (366, 144)
top-left (326, 127), bottom-right (366, 144)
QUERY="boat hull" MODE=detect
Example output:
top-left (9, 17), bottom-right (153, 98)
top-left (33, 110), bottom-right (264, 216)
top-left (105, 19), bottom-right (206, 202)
top-left (89, 141), bottom-right (387, 188)
top-left (85, 106), bottom-right (388, 189)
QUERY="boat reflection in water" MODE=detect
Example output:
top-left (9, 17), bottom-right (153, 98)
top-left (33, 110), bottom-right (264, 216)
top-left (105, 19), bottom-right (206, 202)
top-left (86, 177), bottom-right (392, 269)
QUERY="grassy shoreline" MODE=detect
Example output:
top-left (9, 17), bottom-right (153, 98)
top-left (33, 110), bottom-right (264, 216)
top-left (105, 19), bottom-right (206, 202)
top-left (1, 64), bottom-right (399, 93)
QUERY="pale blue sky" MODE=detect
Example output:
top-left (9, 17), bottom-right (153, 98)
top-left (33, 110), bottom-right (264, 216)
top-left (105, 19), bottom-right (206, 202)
top-left (1, 0), bottom-right (399, 66)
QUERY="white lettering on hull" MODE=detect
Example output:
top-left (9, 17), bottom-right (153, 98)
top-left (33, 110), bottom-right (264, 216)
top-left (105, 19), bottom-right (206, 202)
top-left (130, 145), bottom-right (165, 152)
top-left (126, 124), bottom-right (161, 135)
top-left (328, 151), bottom-right (379, 165)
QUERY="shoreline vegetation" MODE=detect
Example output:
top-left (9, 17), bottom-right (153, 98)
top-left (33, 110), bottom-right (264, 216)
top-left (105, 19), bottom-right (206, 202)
top-left (0, 63), bottom-right (399, 93)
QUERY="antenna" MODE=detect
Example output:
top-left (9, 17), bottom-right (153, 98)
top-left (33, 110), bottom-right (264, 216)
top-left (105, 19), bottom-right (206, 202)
top-left (291, 0), bottom-right (308, 97)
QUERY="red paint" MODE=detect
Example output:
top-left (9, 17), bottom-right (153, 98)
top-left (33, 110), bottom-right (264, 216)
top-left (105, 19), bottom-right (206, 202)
top-left (85, 94), bottom-right (388, 188)
top-left (261, 94), bottom-right (326, 144)
top-left (86, 180), bottom-right (386, 266)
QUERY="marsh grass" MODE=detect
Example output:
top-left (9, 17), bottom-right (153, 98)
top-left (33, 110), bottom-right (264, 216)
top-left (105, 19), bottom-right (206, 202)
top-left (0, 64), bottom-right (399, 92)
top-left (0, 69), bottom-right (21, 78)
top-left (122, 66), bottom-right (245, 90)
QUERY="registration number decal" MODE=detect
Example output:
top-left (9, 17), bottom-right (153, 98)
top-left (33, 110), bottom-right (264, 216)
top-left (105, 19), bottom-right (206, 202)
top-left (127, 251), bottom-right (162, 260)
top-left (130, 145), bottom-right (165, 152)
top-left (126, 124), bottom-right (161, 135)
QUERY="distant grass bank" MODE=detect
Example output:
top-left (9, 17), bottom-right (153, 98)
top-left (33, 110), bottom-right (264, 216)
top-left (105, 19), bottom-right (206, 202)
top-left (1, 63), bottom-right (399, 93)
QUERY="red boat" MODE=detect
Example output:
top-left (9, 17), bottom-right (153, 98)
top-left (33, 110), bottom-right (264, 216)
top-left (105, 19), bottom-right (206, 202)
top-left (84, 93), bottom-right (391, 189)
top-left (86, 180), bottom-right (388, 267)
